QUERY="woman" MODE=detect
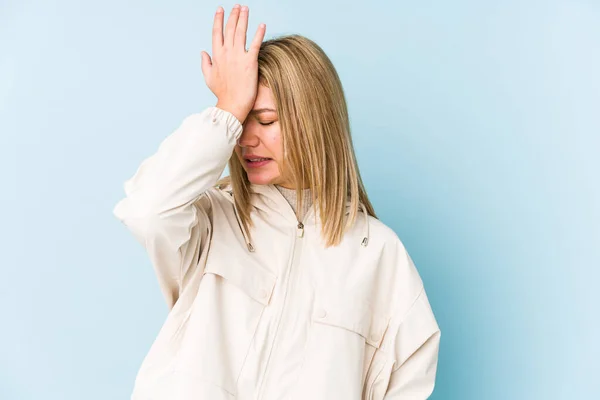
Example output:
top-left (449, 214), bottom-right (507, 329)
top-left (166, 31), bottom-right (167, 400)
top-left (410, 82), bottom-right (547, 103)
top-left (114, 4), bottom-right (440, 399)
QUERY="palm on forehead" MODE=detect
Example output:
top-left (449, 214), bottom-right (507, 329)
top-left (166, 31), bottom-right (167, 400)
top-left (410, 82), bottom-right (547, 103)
top-left (200, 5), bottom-right (266, 125)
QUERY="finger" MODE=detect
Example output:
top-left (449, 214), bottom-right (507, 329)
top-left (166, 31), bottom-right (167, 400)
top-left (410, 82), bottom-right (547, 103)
top-left (200, 51), bottom-right (212, 78)
top-left (224, 4), bottom-right (241, 47)
top-left (235, 5), bottom-right (249, 49)
top-left (212, 6), bottom-right (224, 52)
top-left (248, 23), bottom-right (266, 57)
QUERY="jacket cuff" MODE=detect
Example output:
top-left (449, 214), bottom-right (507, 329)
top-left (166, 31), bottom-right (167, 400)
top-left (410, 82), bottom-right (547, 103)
top-left (209, 106), bottom-right (243, 141)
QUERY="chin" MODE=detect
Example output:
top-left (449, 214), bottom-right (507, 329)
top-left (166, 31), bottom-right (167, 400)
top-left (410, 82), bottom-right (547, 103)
top-left (246, 172), bottom-right (279, 186)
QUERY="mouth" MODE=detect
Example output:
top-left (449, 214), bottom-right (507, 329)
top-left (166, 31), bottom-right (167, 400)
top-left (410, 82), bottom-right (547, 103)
top-left (244, 156), bottom-right (273, 168)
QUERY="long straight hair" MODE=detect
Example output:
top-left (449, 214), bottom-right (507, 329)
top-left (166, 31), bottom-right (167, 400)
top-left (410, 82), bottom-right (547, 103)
top-left (225, 34), bottom-right (376, 247)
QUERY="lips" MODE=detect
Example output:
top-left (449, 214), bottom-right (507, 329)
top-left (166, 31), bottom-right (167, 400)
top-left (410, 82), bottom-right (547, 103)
top-left (246, 157), bottom-right (271, 162)
top-left (244, 155), bottom-right (273, 168)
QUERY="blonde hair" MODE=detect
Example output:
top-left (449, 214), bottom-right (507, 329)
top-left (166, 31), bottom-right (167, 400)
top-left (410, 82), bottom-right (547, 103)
top-left (224, 34), bottom-right (376, 247)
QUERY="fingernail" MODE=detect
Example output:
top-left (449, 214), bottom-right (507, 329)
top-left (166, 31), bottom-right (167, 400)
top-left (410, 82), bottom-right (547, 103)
top-left (233, 4), bottom-right (240, 8)
top-left (216, 6), bottom-right (223, 13)
top-left (241, 5), bottom-right (248, 11)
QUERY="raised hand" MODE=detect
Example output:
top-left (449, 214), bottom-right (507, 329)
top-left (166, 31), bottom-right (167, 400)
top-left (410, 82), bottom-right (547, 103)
top-left (201, 5), bottom-right (266, 124)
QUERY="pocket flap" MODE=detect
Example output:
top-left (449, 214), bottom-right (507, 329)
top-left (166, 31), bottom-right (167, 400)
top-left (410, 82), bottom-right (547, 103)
top-left (204, 259), bottom-right (277, 306)
top-left (312, 293), bottom-right (390, 348)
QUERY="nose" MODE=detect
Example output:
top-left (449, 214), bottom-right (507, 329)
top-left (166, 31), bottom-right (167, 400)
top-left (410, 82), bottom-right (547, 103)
top-left (237, 125), bottom-right (260, 148)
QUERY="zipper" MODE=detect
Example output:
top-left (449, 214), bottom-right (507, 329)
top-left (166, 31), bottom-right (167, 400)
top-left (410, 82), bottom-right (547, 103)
top-left (297, 222), bottom-right (304, 238)
top-left (256, 220), bottom-right (305, 399)
top-left (255, 185), bottom-right (312, 399)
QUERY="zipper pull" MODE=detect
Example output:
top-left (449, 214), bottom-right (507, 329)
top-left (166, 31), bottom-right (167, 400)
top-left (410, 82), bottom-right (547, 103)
top-left (297, 222), bottom-right (304, 238)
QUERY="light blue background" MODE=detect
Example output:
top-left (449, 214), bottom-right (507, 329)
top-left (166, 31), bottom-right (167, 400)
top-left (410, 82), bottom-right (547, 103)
top-left (1, 0), bottom-right (598, 399)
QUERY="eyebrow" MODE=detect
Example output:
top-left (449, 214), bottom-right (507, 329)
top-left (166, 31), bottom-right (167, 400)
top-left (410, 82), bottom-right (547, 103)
top-left (249, 108), bottom-right (277, 115)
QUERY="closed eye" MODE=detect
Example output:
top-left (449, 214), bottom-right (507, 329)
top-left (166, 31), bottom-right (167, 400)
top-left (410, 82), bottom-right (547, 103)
top-left (259, 121), bottom-right (275, 126)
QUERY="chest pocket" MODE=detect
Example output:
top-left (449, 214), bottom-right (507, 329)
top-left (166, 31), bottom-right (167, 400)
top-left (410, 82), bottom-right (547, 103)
top-left (289, 289), bottom-right (391, 400)
top-left (203, 256), bottom-right (277, 306)
top-left (173, 252), bottom-right (277, 395)
top-left (312, 293), bottom-right (389, 348)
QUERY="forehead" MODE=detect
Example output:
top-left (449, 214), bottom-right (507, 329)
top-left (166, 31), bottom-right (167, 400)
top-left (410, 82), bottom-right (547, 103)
top-left (253, 84), bottom-right (276, 109)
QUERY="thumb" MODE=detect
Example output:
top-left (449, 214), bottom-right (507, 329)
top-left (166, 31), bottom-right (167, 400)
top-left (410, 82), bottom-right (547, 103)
top-left (200, 51), bottom-right (212, 78)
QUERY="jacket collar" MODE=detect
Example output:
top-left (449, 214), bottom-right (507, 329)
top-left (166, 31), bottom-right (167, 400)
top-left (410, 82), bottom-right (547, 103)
top-left (249, 183), bottom-right (316, 225)
top-left (227, 182), bottom-right (370, 252)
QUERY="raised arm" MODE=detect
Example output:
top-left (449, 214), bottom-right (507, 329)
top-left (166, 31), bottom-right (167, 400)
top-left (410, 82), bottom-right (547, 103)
top-left (113, 4), bottom-right (265, 308)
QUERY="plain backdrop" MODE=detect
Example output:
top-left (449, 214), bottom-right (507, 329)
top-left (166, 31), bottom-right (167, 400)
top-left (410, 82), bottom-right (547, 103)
top-left (1, 0), bottom-right (599, 399)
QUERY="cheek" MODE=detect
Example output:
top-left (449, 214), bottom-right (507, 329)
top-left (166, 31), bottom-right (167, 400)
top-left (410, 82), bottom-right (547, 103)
top-left (264, 130), bottom-right (283, 159)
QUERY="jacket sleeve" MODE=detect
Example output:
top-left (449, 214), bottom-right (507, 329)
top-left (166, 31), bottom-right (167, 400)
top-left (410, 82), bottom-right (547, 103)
top-left (383, 288), bottom-right (441, 399)
top-left (113, 107), bottom-right (243, 308)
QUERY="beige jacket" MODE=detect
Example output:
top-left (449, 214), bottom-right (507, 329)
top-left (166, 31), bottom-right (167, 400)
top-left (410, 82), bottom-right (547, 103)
top-left (113, 107), bottom-right (441, 400)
